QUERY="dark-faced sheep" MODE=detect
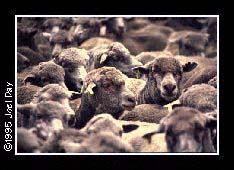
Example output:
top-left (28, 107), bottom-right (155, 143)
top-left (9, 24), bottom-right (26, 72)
top-left (53, 47), bottom-right (89, 92)
top-left (75, 67), bottom-right (136, 128)
top-left (87, 42), bottom-right (142, 78)
top-left (133, 57), bottom-right (197, 105)
top-left (23, 61), bottom-right (66, 88)
top-left (143, 107), bottom-right (216, 152)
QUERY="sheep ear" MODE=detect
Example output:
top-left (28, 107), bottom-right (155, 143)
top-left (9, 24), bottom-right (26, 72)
top-left (42, 32), bottom-right (52, 40)
top-left (132, 65), bottom-right (149, 75)
top-left (204, 111), bottom-right (217, 129)
top-left (182, 62), bottom-right (198, 72)
top-left (24, 74), bottom-right (36, 85)
top-left (100, 54), bottom-right (108, 64)
top-left (84, 82), bottom-right (96, 95)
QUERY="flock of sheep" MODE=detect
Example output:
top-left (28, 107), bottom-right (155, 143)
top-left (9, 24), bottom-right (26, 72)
top-left (17, 17), bottom-right (217, 153)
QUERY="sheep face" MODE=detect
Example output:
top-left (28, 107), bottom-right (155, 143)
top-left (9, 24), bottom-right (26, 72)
top-left (134, 57), bottom-right (197, 103)
top-left (55, 48), bottom-right (89, 92)
top-left (24, 61), bottom-right (66, 88)
top-left (158, 107), bottom-right (216, 152)
top-left (86, 67), bottom-right (136, 114)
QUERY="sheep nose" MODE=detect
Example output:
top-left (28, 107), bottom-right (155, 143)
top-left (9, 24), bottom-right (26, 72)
top-left (163, 84), bottom-right (176, 93)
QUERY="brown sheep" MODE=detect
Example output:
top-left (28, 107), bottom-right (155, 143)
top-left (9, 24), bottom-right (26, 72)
top-left (143, 107), bottom-right (216, 152)
top-left (133, 57), bottom-right (197, 105)
top-left (87, 42), bottom-right (142, 78)
top-left (53, 47), bottom-right (89, 92)
top-left (75, 67), bottom-right (136, 129)
top-left (119, 104), bottom-right (169, 124)
top-left (23, 61), bottom-right (66, 89)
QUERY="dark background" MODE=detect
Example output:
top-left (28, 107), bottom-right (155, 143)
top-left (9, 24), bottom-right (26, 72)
top-left (0, 1), bottom-right (225, 169)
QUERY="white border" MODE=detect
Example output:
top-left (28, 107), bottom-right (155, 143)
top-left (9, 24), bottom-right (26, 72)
top-left (15, 15), bottom-right (219, 155)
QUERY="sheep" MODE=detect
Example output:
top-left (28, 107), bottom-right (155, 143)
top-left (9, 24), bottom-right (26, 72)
top-left (41, 128), bottom-right (88, 153)
top-left (17, 127), bottom-right (42, 153)
top-left (87, 42), bottom-right (143, 78)
top-left (143, 107), bottom-right (217, 152)
top-left (135, 53), bottom-right (217, 89)
top-left (42, 129), bottom-right (133, 153)
top-left (119, 104), bottom-right (169, 124)
top-left (30, 84), bottom-right (75, 126)
top-left (17, 46), bottom-right (46, 66)
top-left (17, 101), bottom-right (75, 140)
top-left (42, 28), bottom-right (76, 57)
top-left (165, 30), bottom-right (209, 56)
top-left (31, 84), bottom-right (71, 104)
top-left (80, 114), bottom-right (123, 137)
top-left (79, 37), bottom-right (114, 50)
top-left (17, 85), bottom-right (41, 104)
top-left (75, 132), bottom-right (133, 153)
top-left (183, 65), bottom-right (217, 88)
top-left (133, 57), bottom-right (198, 105)
top-left (53, 47), bottom-right (89, 92)
top-left (119, 120), bottom-right (167, 152)
top-left (121, 24), bottom-right (174, 55)
top-left (17, 66), bottom-right (34, 87)
top-left (135, 51), bottom-right (173, 65)
top-left (75, 67), bottom-right (136, 129)
top-left (179, 84), bottom-right (217, 113)
top-left (17, 23), bottom-right (38, 50)
top-left (23, 61), bottom-right (67, 88)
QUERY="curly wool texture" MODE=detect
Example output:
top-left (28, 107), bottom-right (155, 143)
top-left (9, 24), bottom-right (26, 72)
top-left (32, 84), bottom-right (71, 103)
top-left (88, 42), bottom-right (131, 65)
top-left (35, 101), bottom-right (72, 120)
top-left (79, 37), bottom-right (114, 50)
top-left (135, 51), bottom-right (173, 65)
top-left (120, 104), bottom-right (169, 124)
top-left (30, 61), bottom-right (65, 83)
top-left (179, 84), bottom-right (217, 112)
top-left (57, 47), bottom-right (89, 66)
top-left (17, 85), bottom-right (41, 104)
top-left (76, 132), bottom-right (133, 153)
top-left (81, 114), bottom-right (123, 137)
top-left (84, 66), bottom-right (126, 88)
top-left (183, 66), bottom-right (217, 88)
